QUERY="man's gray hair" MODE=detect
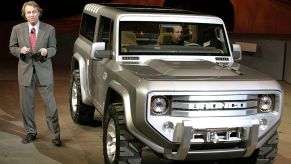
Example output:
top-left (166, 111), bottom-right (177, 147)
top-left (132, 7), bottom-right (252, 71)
top-left (21, 1), bottom-right (43, 20)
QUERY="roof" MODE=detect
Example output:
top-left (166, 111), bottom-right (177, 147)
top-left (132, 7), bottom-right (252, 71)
top-left (85, 3), bottom-right (208, 16)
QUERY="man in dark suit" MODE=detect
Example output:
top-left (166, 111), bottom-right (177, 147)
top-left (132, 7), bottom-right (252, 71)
top-left (9, 1), bottom-right (62, 146)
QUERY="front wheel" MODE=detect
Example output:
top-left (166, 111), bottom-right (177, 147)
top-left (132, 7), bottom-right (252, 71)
top-left (255, 131), bottom-right (278, 164)
top-left (103, 103), bottom-right (142, 164)
top-left (69, 69), bottom-right (94, 125)
top-left (236, 131), bottom-right (278, 164)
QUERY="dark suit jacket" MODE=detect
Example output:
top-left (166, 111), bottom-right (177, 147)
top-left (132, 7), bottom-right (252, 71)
top-left (9, 21), bottom-right (57, 86)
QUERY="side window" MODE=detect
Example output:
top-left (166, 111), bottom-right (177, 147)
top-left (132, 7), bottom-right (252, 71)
top-left (97, 16), bottom-right (113, 50)
top-left (80, 14), bottom-right (96, 42)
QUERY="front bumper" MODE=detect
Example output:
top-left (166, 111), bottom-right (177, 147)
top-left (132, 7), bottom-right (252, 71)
top-left (163, 120), bottom-right (259, 160)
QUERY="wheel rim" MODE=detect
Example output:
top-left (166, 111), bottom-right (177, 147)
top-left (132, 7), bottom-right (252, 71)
top-left (71, 80), bottom-right (78, 114)
top-left (106, 118), bottom-right (116, 162)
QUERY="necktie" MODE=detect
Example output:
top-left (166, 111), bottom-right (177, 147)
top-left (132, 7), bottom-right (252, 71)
top-left (30, 27), bottom-right (36, 53)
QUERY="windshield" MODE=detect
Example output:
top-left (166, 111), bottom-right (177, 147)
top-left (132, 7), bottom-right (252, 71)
top-left (119, 21), bottom-right (230, 56)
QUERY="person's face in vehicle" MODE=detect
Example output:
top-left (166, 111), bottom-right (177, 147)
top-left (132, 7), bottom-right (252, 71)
top-left (172, 26), bottom-right (183, 43)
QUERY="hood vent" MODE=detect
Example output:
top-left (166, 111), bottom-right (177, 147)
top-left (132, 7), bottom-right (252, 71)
top-left (122, 56), bottom-right (139, 60)
top-left (215, 57), bottom-right (229, 61)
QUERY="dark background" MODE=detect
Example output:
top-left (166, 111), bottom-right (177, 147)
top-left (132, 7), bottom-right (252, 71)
top-left (0, 0), bottom-right (235, 31)
top-left (1, 0), bottom-right (291, 67)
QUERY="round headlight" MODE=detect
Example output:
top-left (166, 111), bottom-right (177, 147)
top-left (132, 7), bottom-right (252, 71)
top-left (151, 96), bottom-right (169, 115)
top-left (258, 95), bottom-right (274, 112)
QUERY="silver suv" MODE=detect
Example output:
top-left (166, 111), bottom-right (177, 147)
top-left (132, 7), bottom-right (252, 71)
top-left (69, 3), bottom-right (283, 163)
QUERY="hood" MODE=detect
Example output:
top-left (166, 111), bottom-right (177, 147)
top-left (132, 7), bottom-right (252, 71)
top-left (147, 60), bottom-right (237, 77)
top-left (121, 60), bottom-right (272, 81)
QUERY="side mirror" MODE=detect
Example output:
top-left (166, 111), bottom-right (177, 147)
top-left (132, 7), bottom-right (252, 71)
top-left (232, 44), bottom-right (242, 61)
top-left (90, 42), bottom-right (111, 60)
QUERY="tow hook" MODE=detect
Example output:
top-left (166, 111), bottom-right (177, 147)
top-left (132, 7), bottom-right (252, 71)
top-left (210, 132), bottom-right (219, 143)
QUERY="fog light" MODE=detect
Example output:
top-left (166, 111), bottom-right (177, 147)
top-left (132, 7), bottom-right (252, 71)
top-left (162, 121), bottom-right (174, 133)
top-left (259, 118), bottom-right (268, 130)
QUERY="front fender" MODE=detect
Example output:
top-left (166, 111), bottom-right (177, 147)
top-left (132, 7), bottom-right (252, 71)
top-left (107, 80), bottom-right (164, 153)
top-left (72, 53), bottom-right (92, 105)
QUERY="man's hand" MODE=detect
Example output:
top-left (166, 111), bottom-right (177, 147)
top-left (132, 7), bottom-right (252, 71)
top-left (20, 46), bottom-right (30, 54)
top-left (39, 48), bottom-right (48, 56)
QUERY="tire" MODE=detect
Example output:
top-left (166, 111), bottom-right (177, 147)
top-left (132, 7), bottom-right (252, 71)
top-left (237, 131), bottom-right (278, 164)
top-left (69, 69), bottom-right (95, 125)
top-left (103, 103), bottom-right (142, 164)
top-left (255, 131), bottom-right (278, 164)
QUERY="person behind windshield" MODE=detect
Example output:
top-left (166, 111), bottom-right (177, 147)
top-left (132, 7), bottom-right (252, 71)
top-left (165, 25), bottom-right (184, 45)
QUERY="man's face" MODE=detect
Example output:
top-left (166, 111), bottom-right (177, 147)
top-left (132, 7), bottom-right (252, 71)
top-left (172, 26), bottom-right (183, 43)
top-left (25, 5), bottom-right (39, 25)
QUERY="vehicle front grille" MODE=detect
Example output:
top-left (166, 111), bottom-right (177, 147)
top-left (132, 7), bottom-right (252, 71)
top-left (171, 94), bottom-right (258, 117)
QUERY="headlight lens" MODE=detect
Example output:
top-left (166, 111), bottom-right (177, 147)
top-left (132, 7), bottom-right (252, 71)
top-left (258, 95), bottom-right (274, 112)
top-left (151, 96), bottom-right (169, 115)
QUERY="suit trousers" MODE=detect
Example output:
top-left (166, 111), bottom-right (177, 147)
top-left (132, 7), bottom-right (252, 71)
top-left (19, 72), bottom-right (60, 139)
